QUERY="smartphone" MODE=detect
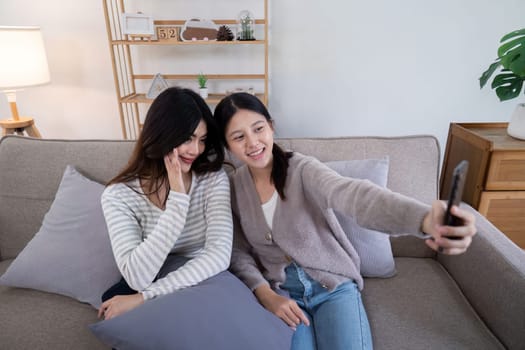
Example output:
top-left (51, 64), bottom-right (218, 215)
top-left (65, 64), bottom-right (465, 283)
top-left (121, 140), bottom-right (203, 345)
top-left (443, 160), bottom-right (469, 232)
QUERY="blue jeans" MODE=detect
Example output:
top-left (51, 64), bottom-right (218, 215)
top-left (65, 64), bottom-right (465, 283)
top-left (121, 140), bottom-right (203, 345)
top-left (280, 263), bottom-right (373, 350)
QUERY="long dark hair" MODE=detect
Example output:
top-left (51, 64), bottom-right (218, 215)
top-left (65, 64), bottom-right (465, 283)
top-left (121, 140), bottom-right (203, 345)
top-left (108, 87), bottom-right (224, 203)
top-left (214, 92), bottom-right (292, 199)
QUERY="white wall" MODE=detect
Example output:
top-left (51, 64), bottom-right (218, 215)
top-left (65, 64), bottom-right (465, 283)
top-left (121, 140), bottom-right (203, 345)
top-left (1, 0), bottom-right (524, 158)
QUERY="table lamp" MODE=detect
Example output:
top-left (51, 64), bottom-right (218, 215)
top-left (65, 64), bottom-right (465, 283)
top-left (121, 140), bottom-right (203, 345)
top-left (0, 26), bottom-right (50, 137)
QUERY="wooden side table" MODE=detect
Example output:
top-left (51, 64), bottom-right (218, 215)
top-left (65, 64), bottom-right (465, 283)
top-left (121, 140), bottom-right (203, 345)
top-left (440, 122), bottom-right (525, 248)
top-left (0, 117), bottom-right (41, 138)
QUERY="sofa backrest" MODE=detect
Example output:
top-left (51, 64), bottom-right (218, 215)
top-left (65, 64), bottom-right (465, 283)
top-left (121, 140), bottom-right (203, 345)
top-left (275, 136), bottom-right (440, 203)
top-left (0, 135), bottom-right (440, 260)
top-left (0, 137), bottom-right (135, 260)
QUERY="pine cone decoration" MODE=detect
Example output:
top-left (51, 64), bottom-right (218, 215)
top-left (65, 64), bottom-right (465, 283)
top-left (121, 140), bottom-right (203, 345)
top-left (216, 25), bottom-right (234, 41)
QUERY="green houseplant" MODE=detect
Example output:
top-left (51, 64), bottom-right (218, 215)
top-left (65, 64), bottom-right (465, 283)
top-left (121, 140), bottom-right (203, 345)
top-left (479, 28), bottom-right (525, 101)
top-left (480, 28), bottom-right (525, 139)
top-left (237, 10), bottom-right (255, 41)
top-left (197, 72), bottom-right (208, 99)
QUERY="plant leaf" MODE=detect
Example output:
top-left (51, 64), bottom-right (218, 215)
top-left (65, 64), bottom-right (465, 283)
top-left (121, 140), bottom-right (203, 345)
top-left (498, 36), bottom-right (525, 56)
top-left (500, 28), bottom-right (525, 42)
top-left (479, 60), bottom-right (501, 88)
top-left (508, 53), bottom-right (525, 77)
top-left (498, 31), bottom-right (525, 76)
top-left (490, 71), bottom-right (524, 101)
top-left (499, 38), bottom-right (525, 73)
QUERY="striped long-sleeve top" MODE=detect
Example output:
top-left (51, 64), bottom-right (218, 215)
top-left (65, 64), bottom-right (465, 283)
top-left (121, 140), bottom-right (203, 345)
top-left (101, 169), bottom-right (233, 300)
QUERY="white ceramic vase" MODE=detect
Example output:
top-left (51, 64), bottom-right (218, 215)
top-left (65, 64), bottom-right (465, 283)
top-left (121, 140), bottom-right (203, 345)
top-left (199, 87), bottom-right (208, 99)
top-left (507, 103), bottom-right (525, 140)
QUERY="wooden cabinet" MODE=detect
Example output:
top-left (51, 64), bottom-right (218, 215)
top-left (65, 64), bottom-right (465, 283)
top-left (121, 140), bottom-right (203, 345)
top-left (102, 0), bottom-right (268, 139)
top-left (440, 122), bottom-right (525, 248)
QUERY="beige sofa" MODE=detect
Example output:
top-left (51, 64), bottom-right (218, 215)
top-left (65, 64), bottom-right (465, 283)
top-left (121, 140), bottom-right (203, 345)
top-left (0, 135), bottom-right (523, 349)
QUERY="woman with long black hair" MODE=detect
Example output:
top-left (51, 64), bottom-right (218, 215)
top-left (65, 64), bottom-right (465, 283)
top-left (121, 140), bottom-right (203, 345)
top-left (214, 92), bottom-right (476, 350)
top-left (98, 87), bottom-right (232, 320)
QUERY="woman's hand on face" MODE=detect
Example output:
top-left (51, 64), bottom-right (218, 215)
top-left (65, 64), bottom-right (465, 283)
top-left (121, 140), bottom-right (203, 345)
top-left (164, 148), bottom-right (185, 193)
top-left (254, 285), bottom-right (310, 330)
top-left (97, 293), bottom-right (144, 320)
top-left (423, 200), bottom-right (477, 255)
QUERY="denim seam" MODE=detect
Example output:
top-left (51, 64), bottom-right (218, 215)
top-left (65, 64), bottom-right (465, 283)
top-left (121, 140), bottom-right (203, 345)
top-left (357, 291), bottom-right (367, 350)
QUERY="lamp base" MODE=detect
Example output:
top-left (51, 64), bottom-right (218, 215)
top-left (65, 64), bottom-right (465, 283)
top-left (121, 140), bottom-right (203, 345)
top-left (0, 116), bottom-right (42, 138)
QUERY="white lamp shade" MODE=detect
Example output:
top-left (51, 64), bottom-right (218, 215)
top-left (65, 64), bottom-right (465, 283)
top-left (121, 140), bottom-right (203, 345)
top-left (0, 26), bottom-right (50, 90)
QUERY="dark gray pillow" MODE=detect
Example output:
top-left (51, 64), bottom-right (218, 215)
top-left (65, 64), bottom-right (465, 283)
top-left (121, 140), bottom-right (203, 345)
top-left (0, 165), bottom-right (121, 308)
top-left (89, 271), bottom-right (293, 350)
top-left (325, 158), bottom-right (396, 278)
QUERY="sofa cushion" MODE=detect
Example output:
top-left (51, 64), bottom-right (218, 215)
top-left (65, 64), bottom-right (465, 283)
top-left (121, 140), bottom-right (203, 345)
top-left (326, 158), bottom-right (395, 278)
top-left (89, 271), bottom-right (293, 350)
top-left (0, 165), bottom-right (120, 309)
top-left (0, 137), bottom-right (136, 260)
top-left (0, 282), bottom-right (105, 350)
top-left (362, 257), bottom-right (504, 349)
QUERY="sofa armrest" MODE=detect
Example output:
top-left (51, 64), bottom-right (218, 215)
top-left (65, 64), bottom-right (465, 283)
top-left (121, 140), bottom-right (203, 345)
top-left (438, 204), bottom-right (525, 349)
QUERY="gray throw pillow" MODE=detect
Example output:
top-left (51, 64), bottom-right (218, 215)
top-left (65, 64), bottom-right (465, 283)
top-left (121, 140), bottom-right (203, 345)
top-left (0, 165), bottom-right (121, 308)
top-left (89, 271), bottom-right (293, 350)
top-left (325, 158), bottom-right (396, 278)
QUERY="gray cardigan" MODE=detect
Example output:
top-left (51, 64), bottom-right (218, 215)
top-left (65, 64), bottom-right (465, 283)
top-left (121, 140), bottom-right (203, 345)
top-left (229, 153), bottom-right (430, 292)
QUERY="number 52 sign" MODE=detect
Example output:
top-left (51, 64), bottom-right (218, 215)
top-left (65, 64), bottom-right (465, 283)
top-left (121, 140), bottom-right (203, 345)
top-left (156, 26), bottom-right (179, 42)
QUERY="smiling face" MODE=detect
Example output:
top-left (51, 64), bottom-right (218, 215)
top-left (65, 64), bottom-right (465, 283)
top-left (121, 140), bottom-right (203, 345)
top-left (174, 119), bottom-right (207, 174)
top-left (225, 109), bottom-right (274, 171)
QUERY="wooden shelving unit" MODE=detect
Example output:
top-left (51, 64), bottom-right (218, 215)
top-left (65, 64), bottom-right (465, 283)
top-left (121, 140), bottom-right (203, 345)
top-left (103, 0), bottom-right (268, 139)
top-left (121, 92), bottom-right (266, 105)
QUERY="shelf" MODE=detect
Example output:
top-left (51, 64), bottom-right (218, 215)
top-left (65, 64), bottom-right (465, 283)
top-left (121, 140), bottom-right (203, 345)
top-left (154, 19), bottom-right (266, 26)
top-left (103, 0), bottom-right (268, 139)
top-left (132, 74), bottom-right (266, 80)
top-left (121, 93), bottom-right (265, 105)
top-left (111, 40), bottom-right (265, 46)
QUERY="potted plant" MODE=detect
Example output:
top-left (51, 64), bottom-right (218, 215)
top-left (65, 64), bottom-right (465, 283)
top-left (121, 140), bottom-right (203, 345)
top-left (237, 10), bottom-right (255, 41)
top-left (197, 72), bottom-right (208, 99)
top-left (480, 28), bottom-right (525, 139)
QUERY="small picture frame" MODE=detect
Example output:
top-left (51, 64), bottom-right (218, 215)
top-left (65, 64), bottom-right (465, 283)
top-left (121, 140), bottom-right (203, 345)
top-left (121, 13), bottom-right (154, 37)
top-left (146, 73), bottom-right (169, 99)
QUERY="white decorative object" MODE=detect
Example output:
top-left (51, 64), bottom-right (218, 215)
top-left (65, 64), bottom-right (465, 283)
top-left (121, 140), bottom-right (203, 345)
top-left (507, 103), bottom-right (525, 140)
top-left (121, 13), bottom-right (154, 37)
top-left (146, 73), bottom-right (169, 99)
top-left (180, 18), bottom-right (218, 42)
top-left (199, 87), bottom-right (209, 99)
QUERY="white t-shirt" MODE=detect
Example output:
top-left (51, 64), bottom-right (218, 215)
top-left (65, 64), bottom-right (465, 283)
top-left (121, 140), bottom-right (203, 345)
top-left (261, 190), bottom-right (278, 228)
